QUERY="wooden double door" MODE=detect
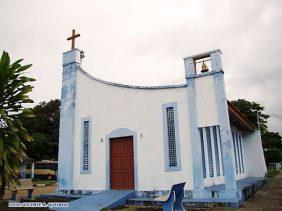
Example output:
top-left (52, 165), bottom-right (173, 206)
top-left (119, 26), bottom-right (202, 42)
top-left (110, 136), bottom-right (134, 190)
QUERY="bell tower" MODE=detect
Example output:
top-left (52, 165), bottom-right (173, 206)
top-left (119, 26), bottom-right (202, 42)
top-left (184, 49), bottom-right (237, 198)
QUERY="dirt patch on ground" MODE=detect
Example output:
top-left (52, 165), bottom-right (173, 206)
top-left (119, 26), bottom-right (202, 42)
top-left (238, 171), bottom-right (282, 210)
top-left (3, 185), bottom-right (56, 200)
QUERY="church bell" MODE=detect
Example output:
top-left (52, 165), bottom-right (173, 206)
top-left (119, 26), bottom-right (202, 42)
top-left (201, 62), bottom-right (209, 73)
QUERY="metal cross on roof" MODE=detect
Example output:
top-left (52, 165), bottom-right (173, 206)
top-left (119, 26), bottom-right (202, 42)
top-left (67, 29), bottom-right (80, 50)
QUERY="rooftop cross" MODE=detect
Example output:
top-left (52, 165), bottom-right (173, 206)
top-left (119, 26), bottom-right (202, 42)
top-left (67, 29), bottom-right (80, 50)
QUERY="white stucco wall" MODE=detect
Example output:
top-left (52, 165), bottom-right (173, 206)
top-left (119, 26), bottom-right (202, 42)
top-left (194, 75), bottom-right (224, 187)
top-left (72, 69), bottom-right (196, 191)
top-left (195, 75), bottom-right (219, 127)
top-left (242, 130), bottom-right (267, 178)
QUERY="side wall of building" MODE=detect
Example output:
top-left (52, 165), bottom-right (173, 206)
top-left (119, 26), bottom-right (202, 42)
top-left (243, 130), bottom-right (267, 178)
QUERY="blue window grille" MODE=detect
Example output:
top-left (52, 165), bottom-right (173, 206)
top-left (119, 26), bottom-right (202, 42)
top-left (213, 126), bottom-right (221, 177)
top-left (83, 121), bottom-right (90, 171)
top-left (232, 132), bottom-right (238, 174)
top-left (206, 127), bottom-right (214, 178)
top-left (166, 107), bottom-right (177, 167)
top-left (199, 128), bottom-right (206, 178)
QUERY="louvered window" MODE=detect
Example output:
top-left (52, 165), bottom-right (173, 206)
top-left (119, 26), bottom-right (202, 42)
top-left (83, 121), bottom-right (90, 171)
top-left (236, 134), bottom-right (242, 174)
top-left (199, 128), bottom-right (206, 178)
top-left (166, 107), bottom-right (177, 167)
top-left (213, 126), bottom-right (221, 177)
top-left (162, 102), bottom-right (181, 171)
top-left (198, 125), bottom-right (223, 179)
top-left (239, 135), bottom-right (244, 173)
top-left (231, 130), bottom-right (245, 175)
top-left (218, 128), bottom-right (224, 176)
top-left (206, 127), bottom-right (214, 177)
top-left (232, 132), bottom-right (239, 174)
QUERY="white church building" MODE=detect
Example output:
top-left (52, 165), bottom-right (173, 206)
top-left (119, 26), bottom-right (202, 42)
top-left (57, 47), bottom-right (267, 204)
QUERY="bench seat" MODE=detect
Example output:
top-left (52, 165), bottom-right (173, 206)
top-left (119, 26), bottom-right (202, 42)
top-left (155, 182), bottom-right (186, 211)
top-left (12, 179), bottom-right (35, 200)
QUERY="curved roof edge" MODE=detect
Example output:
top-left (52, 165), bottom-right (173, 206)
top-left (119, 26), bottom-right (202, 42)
top-left (78, 68), bottom-right (187, 90)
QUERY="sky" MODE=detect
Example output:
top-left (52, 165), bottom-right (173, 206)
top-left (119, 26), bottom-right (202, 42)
top-left (1, 0), bottom-right (281, 134)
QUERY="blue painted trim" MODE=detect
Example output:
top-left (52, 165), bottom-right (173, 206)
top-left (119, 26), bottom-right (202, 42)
top-left (213, 71), bottom-right (237, 189)
top-left (186, 70), bottom-right (224, 80)
top-left (186, 78), bottom-right (203, 190)
top-left (78, 67), bottom-right (187, 90)
top-left (162, 102), bottom-right (182, 172)
top-left (105, 128), bottom-right (138, 190)
top-left (80, 117), bottom-right (92, 174)
top-left (58, 62), bottom-right (78, 190)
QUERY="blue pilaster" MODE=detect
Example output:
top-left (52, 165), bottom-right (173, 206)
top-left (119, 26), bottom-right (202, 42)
top-left (58, 49), bottom-right (83, 191)
top-left (211, 50), bottom-right (237, 190)
top-left (184, 57), bottom-right (203, 190)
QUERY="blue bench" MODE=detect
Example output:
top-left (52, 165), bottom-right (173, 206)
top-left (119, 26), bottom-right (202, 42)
top-left (156, 182), bottom-right (186, 211)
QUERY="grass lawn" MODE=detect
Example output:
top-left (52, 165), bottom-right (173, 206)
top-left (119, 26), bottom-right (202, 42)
top-left (267, 170), bottom-right (280, 178)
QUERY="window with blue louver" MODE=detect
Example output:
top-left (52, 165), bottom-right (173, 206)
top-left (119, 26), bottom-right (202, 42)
top-left (198, 125), bottom-right (223, 179)
top-left (206, 127), bottom-right (214, 178)
top-left (236, 134), bottom-right (242, 174)
top-left (162, 102), bottom-right (181, 171)
top-left (199, 128), bottom-right (206, 178)
top-left (232, 132), bottom-right (239, 174)
top-left (213, 126), bottom-right (221, 177)
top-left (239, 135), bottom-right (244, 173)
top-left (82, 120), bottom-right (90, 172)
top-left (166, 107), bottom-right (177, 167)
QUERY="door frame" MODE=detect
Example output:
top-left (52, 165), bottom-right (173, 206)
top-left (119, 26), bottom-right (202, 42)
top-left (105, 128), bottom-right (138, 190)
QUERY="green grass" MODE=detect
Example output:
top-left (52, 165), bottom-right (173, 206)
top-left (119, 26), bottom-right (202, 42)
top-left (267, 170), bottom-right (280, 178)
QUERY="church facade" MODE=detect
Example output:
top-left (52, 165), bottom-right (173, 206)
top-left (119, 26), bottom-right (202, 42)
top-left (57, 48), bottom-right (266, 203)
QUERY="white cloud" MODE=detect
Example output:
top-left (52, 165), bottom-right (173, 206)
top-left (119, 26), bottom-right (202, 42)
top-left (0, 0), bottom-right (281, 133)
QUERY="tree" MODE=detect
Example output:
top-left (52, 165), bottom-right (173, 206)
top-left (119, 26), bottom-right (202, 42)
top-left (262, 131), bottom-right (282, 150)
top-left (231, 99), bottom-right (270, 134)
top-left (0, 51), bottom-right (35, 200)
top-left (232, 99), bottom-right (282, 163)
top-left (264, 149), bottom-right (281, 163)
top-left (21, 99), bottom-right (60, 160)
